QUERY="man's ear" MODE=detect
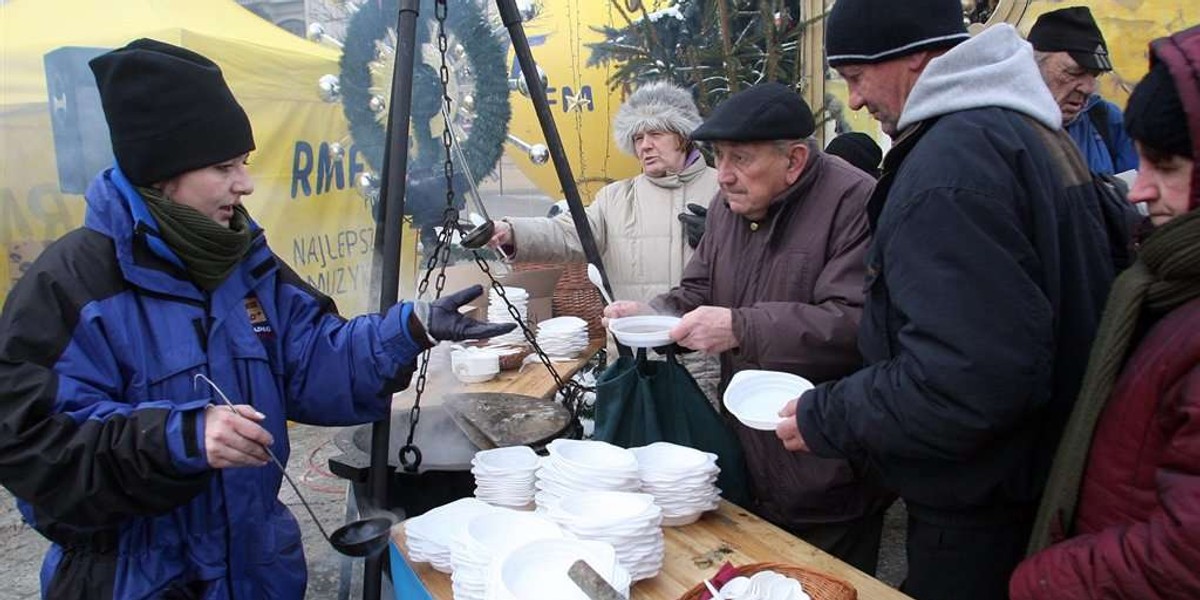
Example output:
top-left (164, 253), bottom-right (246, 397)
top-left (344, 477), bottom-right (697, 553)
top-left (785, 143), bottom-right (810, 185)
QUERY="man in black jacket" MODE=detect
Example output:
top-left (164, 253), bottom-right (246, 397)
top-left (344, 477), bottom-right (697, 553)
top-left (774, 1), bottom-right (1120, 599)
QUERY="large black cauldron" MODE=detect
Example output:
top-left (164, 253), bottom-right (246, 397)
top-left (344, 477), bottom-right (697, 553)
top-left (328, 405), bottom-right (478, 520)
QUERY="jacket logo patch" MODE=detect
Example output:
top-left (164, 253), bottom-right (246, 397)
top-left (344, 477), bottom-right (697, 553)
top-left (244, 296), bottom-right (275, 340)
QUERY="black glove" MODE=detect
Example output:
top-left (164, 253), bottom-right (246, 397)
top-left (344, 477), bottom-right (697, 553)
top-left (678, 203), bottom-right (707, 249)
top-left (412, 285), bottom-right (517, 344)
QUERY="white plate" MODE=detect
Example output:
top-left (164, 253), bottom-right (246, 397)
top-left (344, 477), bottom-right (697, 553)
top-left (723, 370), bottom-right (814, 431)
top-left (607, 315), bottom-right (681, 348)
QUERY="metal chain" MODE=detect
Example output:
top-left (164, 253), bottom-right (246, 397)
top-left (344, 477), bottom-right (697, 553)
top-left (400, 0), bottom-right (456, 472)
top-left (401, 0), bottom-right (584, 467)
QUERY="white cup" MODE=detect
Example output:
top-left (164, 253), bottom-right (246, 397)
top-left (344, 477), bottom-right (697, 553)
top-left (451, 348), bottom-right (499, 383)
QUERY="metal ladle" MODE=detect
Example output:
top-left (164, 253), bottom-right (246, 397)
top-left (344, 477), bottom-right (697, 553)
top-left (193, 374), bottom-right (394, 557)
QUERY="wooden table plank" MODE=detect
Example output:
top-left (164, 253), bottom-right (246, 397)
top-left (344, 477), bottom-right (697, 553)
top-left (392, 500), bottom-right (910, 600)
top-left (459, 340), bottom-right (604, 398)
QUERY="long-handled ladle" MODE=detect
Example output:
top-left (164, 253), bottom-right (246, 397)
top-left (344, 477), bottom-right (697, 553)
top-left (194, 374), bottom-right (393, 557)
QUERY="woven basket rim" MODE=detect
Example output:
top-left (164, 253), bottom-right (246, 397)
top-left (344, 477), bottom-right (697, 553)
top-left (676, 561), bottom-right (857, 600)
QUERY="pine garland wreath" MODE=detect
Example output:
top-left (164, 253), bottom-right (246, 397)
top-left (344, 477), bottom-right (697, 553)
top-left (339, 0), bottom-right (511, 197)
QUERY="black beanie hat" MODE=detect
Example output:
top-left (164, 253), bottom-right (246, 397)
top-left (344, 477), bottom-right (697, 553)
top-left (826, 0), bottom-right (970, 67)
top-left (691, 83), bottom-right (815, 142)
top-left (1027, 7), bottom-right (1113, 72)
top-left (1125, 60), bottom-right (1191, 159)
top-left (89, 38), bottom-right (255, 186)
top-left (826, 132), bottom-right (882, 178)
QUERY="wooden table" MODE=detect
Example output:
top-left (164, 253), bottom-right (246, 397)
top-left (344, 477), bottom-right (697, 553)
top-left (392, 500), bottom-right (911, 600)
top-left (464, 340), bottom-right (605, 398)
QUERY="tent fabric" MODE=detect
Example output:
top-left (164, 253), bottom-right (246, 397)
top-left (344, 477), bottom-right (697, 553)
top-left (0, 0), bottom-right (393, 315)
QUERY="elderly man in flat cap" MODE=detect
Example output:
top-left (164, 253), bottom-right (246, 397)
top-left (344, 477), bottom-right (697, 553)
top-left (605, 82), bottom-right (890, 572)
top-left (1029, 6), bottom-right (1138, 174)
top-left (774, 1), bottom-right (1125, 599)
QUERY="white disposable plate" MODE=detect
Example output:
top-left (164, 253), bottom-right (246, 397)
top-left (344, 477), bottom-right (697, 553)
top-left (464, 510), bottom-right (563, 554)
top-left (607, 315), bottom-right (681, 348)
top-left (473, 446), bottom-right (539, 472)
top-left (723, 370), bottom-right (814, 431)
top-left (631, 441), bottom-right (715, 473)
top-left (551, 491), bottom-right (658, 525)
top-left (547, 439), bottom-right (639, 472)
top-left (537, 316), bottom-right (587, 331)
top-left (492, 538), bottom-right (627, 600)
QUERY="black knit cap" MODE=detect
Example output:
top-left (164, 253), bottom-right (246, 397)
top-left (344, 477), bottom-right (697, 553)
top-left (89, 38), bottom-right (255, 185)
top-left (826, 0), bottom-right (970, 67)
top-left (1125, 60), bottom-right (1191, 159)
top-left (1028, 7), bottom-right (1113, 72)
top-left (691, 83), bottom-right (815, 142)
top-left (826, 132), bottom-right (882, 178)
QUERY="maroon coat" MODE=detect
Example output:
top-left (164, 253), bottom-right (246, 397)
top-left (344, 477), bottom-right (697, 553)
top-left (1011, 25), bottom-right (1200, 600)
top-left (653, 150), bottom-right (888, 530)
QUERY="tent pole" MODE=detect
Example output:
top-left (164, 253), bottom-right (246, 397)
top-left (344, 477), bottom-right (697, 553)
top-left (494, 0), bottom-right (617, 299)
top-left (366, 0), bottom-right (421, 598)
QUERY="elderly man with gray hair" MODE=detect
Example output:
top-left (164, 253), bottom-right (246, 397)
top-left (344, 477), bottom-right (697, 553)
top-left (605, 82), bottom-right (889, 572)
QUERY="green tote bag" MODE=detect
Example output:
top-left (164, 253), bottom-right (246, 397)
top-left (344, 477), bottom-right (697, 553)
top-left (593, 349), bottom-right (749, 506)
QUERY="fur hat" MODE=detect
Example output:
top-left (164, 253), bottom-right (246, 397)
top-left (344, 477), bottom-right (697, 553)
top-left (826, 0), bottom-right (969, 67)
top-left (89, 38), bottom-right (255, 185)
top-left (612, 81), bottom-right (703, 155)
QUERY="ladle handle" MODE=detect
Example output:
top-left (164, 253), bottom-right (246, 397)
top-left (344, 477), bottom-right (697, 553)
top-left (193, 374), bottom-right (332, 543)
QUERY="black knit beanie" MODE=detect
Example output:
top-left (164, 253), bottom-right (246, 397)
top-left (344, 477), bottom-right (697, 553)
top-left (89, 38), bottom-right (255, 186)
top-left (826, 132), bottom-right (882, 179)
top-left (826, 0), bottom-right (970, 67)
top-left (1125, 60), bottom-right (1191, 159)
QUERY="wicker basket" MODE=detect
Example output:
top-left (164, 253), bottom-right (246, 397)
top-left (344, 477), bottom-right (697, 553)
top-left (513, 262), bottom-right (606, 340)
top-left (677, 562), bottom-right (857, 600)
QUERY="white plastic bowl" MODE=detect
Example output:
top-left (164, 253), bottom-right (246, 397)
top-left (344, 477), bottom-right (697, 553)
top-left (607, 315), bottom-right (681, 348)
top-left (631, 441), bottom-right (714, 473)
top-left (473, 446), bottom-right (539, 472)
top-left (547, 439), bottom-right (639, 472)
top-left (492, 538), bottom-right (628, 600)
top-left (723, 370), bottom-right (814, 431)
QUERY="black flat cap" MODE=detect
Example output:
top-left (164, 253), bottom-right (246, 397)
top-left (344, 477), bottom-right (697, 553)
top-left (1028, 7), bottom-right (1113, 72)
top-left (691, 83), bottom-right (814, 142)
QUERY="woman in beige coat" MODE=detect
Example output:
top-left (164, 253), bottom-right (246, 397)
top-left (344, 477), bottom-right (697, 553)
top-left (487, 81), bottom-right (718, 304)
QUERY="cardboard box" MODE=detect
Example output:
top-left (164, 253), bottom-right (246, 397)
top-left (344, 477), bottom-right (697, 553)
top-left (498, 265), bottom-right (563, 325)
top-left (437, 262), bottom-right (564, 327)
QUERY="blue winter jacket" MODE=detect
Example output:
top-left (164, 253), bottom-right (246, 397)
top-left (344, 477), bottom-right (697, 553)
top-left (0, 167), bottom-right (427, 599)
top-left (1065, 94), bottom-right (1139, 175)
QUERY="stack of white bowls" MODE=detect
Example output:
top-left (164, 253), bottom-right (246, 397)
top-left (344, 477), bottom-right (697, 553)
top-left (631, 441), bottom-right (722, 526)
top-left (535, 439), bottom-right (641, 512)
top-left (535, 316), bottom-right (589, 357)
top-left (487, 286), bottom-right (528, 346)
top-left (450, 509), bottom-right (565, 600)
top-left (488, 538), bottom-right (633, 600)
top-left (545, 490), bottom-right (665, 582)
top-left (472, 446), bottom-right (539, 509)
top-left (404, 497), bottom-right (500, 573)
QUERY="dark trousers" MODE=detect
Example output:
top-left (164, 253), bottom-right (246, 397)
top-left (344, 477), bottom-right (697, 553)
top-left (792, 507), bottom-right (887, 575)
top-left (901, 509), bottom-right (1033, 600)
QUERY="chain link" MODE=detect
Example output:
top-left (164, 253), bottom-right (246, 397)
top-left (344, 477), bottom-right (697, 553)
top-left (401, 0), bottom-right (584, 471)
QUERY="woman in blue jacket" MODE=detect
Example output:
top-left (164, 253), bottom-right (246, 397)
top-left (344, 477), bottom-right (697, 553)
top-left (0, 38), bottom-right (512, 599)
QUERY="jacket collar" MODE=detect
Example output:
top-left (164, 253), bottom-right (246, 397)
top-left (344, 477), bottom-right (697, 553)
top-left (83, 167), bottom-right (275, 306)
